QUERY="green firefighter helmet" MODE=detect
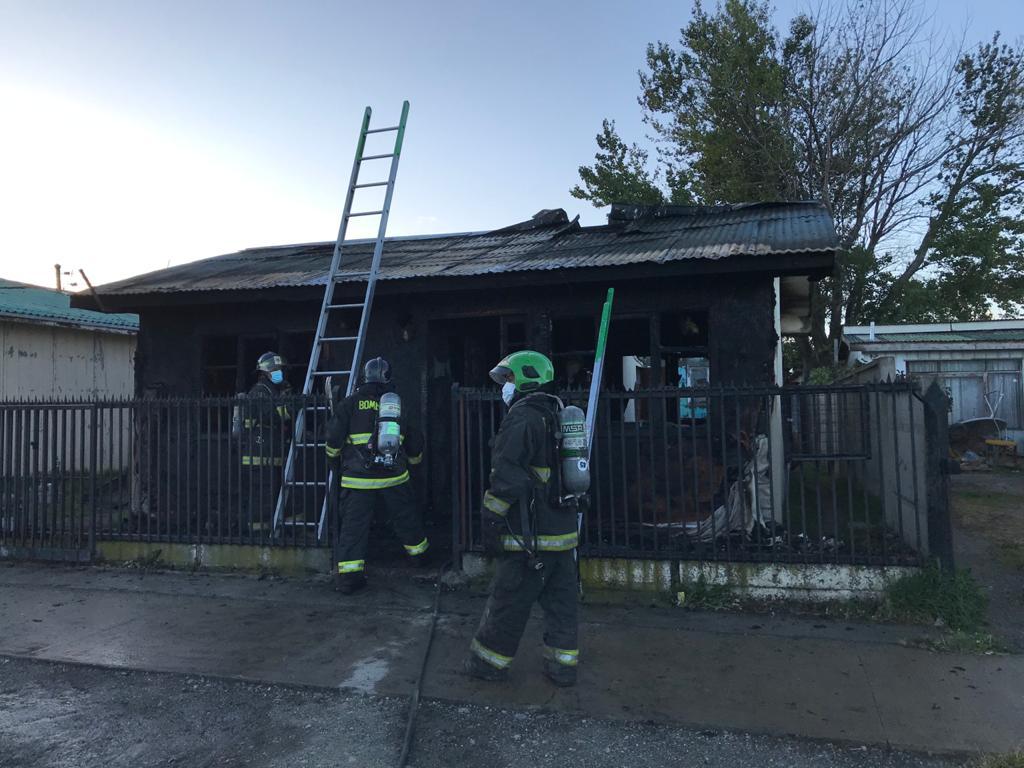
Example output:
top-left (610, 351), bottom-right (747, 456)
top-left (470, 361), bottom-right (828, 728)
top-left (489, 350), bottom-right (554, 393)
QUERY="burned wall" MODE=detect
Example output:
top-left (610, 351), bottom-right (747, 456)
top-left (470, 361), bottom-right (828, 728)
top-left (131, 271), bottom-right (778, 525)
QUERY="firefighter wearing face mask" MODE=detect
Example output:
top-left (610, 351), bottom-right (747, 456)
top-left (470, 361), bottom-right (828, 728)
top-left (464, 350), bottom-right (580, 688)
top-left (237, 352), bottom-right (293, 532)
top-left (325, 356), bottom-right (428, 595)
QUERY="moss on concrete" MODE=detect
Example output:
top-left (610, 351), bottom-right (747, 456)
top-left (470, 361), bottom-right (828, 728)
top-left (95, 541), bottom-right (330, 576)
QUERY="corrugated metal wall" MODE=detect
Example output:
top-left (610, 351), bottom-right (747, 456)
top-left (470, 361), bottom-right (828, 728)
top-left (0, 321), bottom-right (135, 400)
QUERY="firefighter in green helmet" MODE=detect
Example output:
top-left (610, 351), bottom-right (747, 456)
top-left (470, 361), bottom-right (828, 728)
top-left (463, 350), bottom-right (580, 687)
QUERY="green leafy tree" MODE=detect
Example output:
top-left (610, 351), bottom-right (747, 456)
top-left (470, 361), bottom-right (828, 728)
top-left (571, 120), bottom-right (665, 206)
top-left (573, 0), bottom-right (1024, 369)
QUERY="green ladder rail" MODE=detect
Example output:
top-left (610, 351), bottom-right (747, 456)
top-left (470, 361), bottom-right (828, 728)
top-left (272, 101), bottom-right (410, 540)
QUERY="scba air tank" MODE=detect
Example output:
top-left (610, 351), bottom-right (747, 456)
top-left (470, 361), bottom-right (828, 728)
top-left (558, 405), bottom-right (590, 495)
top-left (374, 392), bottom-right (402, 466)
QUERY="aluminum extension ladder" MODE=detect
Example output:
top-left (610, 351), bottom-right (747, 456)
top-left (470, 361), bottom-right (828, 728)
top-left (272, 101), bottom-right (410, 540)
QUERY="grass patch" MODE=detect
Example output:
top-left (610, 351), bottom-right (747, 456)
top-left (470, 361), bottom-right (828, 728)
top-left (974, 752), bottom-right (1024, 768)
top-left (921, 630), bottom-right (1009, 654)
top-left (677, 575), bottom-right (737, 610)
top-left (996, 542), bottom-right (1024, 572)
top-left (881, 564), bottom-right (987, 632)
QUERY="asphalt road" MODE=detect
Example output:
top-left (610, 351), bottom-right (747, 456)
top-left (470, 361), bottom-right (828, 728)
top-left (0, 657), bottom-right (965, 768)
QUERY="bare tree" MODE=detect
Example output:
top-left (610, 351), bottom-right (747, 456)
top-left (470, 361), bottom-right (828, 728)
top-left (784, 0), bottom-right (959, 355)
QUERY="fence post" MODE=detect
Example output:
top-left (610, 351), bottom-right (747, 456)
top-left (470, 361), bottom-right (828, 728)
top-left (922, 382), bottom-right (955, 571)
top-left (450, 383), bottom-right (462, 570)
top-left (89, 402), bottom-right (98, 560)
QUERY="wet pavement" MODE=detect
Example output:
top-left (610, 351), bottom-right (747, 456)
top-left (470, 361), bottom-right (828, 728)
top-left (0, 562), bottom-right (1021, 762)
top-left (0, 657), bottom-right (962, 768)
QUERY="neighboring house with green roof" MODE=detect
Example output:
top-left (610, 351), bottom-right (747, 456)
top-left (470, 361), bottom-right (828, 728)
top-left (843, 320), bottom-right (1024, 452)
top-left (0, 278), bottom-right (138, 400)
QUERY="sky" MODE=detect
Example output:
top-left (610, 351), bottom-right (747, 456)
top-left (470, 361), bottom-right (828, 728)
top-left (0, 0), bottom-right (1011, 290)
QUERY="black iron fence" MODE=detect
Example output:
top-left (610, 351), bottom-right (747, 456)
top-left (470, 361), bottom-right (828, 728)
top-left (0, 395), bottom-right (331, 557)
top-left (452, 382), bottom-right (941, 567)
top-left (2, 382), bottom-right (949, 569)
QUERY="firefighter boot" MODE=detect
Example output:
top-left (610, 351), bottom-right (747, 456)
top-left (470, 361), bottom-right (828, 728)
top-left (462, 654), bottom-right (508, 682)
top-left (543, 658), bottom-right (577, 687)
top-left (334, 572), bottom-right (367, 595)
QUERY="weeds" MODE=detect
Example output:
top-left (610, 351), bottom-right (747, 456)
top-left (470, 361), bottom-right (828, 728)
top-left (881, 564), bottom-right (988, 632)
top-left (921, 631), bottom-right (1009, 654)
top-left (677, 575), bottom-right (737, 610)
top-left (974, 752), bottom-right (1024, 768)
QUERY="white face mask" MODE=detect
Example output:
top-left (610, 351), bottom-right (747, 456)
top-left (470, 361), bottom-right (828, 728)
top-left (501, 381), bottom-right (517, 406)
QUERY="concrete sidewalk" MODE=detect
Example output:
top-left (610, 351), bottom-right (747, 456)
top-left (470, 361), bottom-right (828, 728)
top-left (0, 562), bottom-right (1021, 756)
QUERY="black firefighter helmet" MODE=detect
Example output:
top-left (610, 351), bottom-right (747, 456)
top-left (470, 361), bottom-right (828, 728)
top-left (363, 356), bottom-right (391, 384)
top-left (256, 351), bottom-right (286, 374)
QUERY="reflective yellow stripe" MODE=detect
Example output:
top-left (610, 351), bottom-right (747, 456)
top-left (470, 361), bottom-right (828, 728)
top-left (543, 646), bottom-right (579, 667)
top-left (346, 432), bottom-right (405, 445)
top-left (276, 405), bottom-right (291, 420)
top-left (530, 465), bottom-right (551, 484)
top-left (337, 560), bottom-right (365, 574)
top-left (407, 454), bottom-right (423, 465)
top-left (341, 471), bottom-right (410, 489)
top-left (404, 537), bottom-right (429, 556)
top-left (243, 418), bottom-right (256, 428)
top-left (325, 445), bottom-right (341, 459)
top-left (501, 532), bottom-right (578, 552)
top-left (470, 638), bottom-right (512, 670)
top-left (483, 491), bottom-right (510, 516)
top-left (241, 456), bottom-right (283, 466)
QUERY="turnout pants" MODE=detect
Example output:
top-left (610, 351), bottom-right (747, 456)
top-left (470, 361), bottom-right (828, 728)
top-left (470, 550), bottom-right (579, 671)
top-left (333, 482), bottom-right (428, 574)
top-left (241, 465), bottom-right (278, 532)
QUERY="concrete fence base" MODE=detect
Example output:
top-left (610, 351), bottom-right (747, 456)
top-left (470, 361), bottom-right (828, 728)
top-left (462, 552), bottom-right (918, 602)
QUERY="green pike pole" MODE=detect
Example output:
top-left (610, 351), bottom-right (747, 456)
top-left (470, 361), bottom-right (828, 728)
top-left (586, 288), bottom-right (614, 453)
top-left (577, 288), bottom-right (614, 593)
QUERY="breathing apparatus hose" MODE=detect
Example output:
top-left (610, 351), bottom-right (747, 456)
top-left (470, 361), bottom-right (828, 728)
top-left (397, 559), bottom-right (451, 768)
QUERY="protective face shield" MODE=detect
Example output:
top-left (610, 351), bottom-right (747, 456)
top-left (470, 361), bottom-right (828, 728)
top-left (501, 381), bottom-right (517, 406)
top-left (269, 370), bottom-right (284, 385)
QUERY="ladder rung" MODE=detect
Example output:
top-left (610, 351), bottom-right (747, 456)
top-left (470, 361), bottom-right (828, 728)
top-left (365, 125), bottom-right (400, 134)
top-left (326, 303), bottom-right (365, 310)
top-left (287, 481), bottom-right (327, 487)
top-left (312, 370), bottom-right (351, 377)
top-left (294, 442), bottom-right (326, 448)
top-left (353, 182), bottom-right (388, 189)
top-left (319, 336), bottom-right (358, 343)
top-left (303, 405), bottom-right (330, 411)
top-left (348, 210), bottom-right (384, 217)
top-left (361, 153), bottom-right (396, 161)
top-left (281, 521), bottom-right (319, 527)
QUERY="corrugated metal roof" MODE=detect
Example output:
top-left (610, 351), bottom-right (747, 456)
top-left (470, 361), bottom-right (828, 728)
top-left (846, 330), bottom-right (1024, 344)
top-left (91, 202), bottom-right (836, 297)
top-left (0, 279), bottom-right (139, 332)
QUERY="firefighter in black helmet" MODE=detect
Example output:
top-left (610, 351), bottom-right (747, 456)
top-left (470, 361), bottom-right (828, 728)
top-left (325, 356), bottom-right (428, 594)
top-left (464, 351), bottom-right (579, 687)
top-left (236, 352), bottom-right (293, 532)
